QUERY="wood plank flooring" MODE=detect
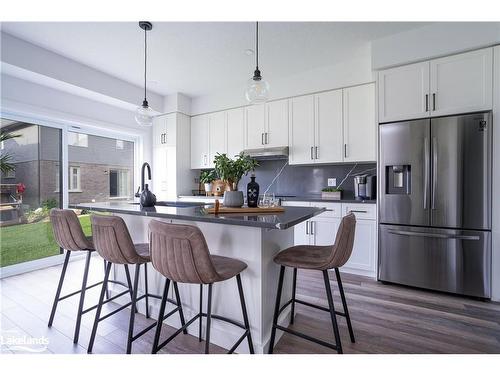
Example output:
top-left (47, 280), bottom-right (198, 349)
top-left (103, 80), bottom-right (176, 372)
top-left (1, 255), bottom-right (500, 354)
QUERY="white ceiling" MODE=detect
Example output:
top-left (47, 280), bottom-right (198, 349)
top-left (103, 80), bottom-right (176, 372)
top-left (1, 22), bottom-right (430, 98)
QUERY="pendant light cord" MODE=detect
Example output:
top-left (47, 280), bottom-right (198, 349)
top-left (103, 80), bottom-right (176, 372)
top-left (144, 27), bottom-right (147, 103)
top-left (255, 21), bottom-right (259, 70)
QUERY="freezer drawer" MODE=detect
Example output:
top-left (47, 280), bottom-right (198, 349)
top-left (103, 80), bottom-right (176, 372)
top-left (378, 224), bottom-right (491, 298)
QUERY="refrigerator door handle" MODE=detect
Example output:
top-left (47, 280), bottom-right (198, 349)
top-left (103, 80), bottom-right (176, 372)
top-left (387, 230), bottom-right (480, 241)
top-left (424, 137), bottom-right (429, 209)
top-left (431, 137), bottom-right (437, 210)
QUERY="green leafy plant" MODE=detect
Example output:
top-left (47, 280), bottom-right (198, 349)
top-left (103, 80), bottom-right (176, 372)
top-left (0, 130), bottom-right (20, 174)
top-left (321, 187), bottom-right (343, 192)
top-left (199, 169), bottom-right (216, 184)
top-left (213, 152), bottom-right (259, 190)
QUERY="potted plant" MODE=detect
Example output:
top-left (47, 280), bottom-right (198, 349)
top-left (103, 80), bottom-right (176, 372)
top-left (200, 170), bottom-right (216, 196)
top-left (321, 187), bottom-right (342, 200)
top-left (213, 152), bottom-right (259, 207)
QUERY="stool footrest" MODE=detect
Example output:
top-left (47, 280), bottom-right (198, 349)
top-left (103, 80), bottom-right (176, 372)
top-left (131, 320), bottom-right (158, 342)
top-left (294, 298), bottom-right (346, 317)
top-left (98, 301), bottom-right (132, 322)
top-left (274, 324), bottom-right (338, 351)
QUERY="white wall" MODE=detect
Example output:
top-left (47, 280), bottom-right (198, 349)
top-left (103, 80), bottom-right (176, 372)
top-left (372, 22), bottom-right (500, 70)
top-left (191, 46), bottom-right (373, 115)
top-left (492, 46), bottom-right (500, 302)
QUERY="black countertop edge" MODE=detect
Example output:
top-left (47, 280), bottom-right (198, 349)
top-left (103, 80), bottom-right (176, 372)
top-left (70, 203), bottom-right (325, 231)
top-left (178, 195), bottom-right (376, 204)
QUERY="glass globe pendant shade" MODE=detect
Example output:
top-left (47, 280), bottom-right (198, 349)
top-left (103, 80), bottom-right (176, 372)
top-left (135, 101), bottom-right (154, 127)
top-left (245, 77), bottom-right (270, 104)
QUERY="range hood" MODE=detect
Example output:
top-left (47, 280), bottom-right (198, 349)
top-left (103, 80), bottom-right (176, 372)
top-left (243, 146), bottom-right (289, 160)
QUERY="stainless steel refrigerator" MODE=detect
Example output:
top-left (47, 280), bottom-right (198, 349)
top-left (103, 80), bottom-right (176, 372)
top-left (378, 112), bottom-right (492, 298)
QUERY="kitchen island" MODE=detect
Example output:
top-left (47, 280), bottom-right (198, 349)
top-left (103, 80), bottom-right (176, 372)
top-left (71, 201), bottom-right (324, 353)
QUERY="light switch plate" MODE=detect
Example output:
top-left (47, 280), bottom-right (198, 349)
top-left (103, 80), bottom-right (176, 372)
top-left (327, 178), bottom-right (337, 187)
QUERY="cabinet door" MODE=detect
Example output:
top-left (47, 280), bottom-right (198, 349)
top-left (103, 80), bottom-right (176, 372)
top-left (190, 114), bottom-right (209, 169)
top-left (226, 107), bottom-right (245, 159)
top-left (289, 95), bottom-right (315, 165)
top-left (311, 218), bottom-right (340, 246)
top-left (315, 90), bottom-right (343, 163)
top-left (343, 219), bottom-right (376, 273)
top-left (294, 220), bottom-right (311, 246)
top-left (430, 48), bottom-right (493, 116)
top-left (266, 99), bottom-right (289, 147)
top-left (153, 147), bottom-right (169, 200)
top-left (245, 104), bottom-right (266, 149)
top-left (378, 61), bottom-right (430, 122)
top-left (208, 111), bottom-right (227, 168)
top-left (343, 83), bottom-right (376, 162)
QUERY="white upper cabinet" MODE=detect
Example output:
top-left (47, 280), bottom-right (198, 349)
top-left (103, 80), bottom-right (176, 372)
top-left (190, 114), bottom-right (209, 169)
top-left (245, 104), bottom-right (266, 149)
top-left (208, 111), bottom-right (227, 168)
top-left (430, 48), bottom-right (493, 116)
top-left (378, 48), bottom-right (493, 122)
top-left (343, 83), bottom-right (376, 162)
top-left (153, 114), bottom-right (176, 148)
top-left (378, 61), bottom-right (430, 123)
top-left (226, 107), bottom-right (245, 159)
top-left (265, 99), bottom-right (289, 147)
top-left (289, 94), bottom-right (315, 164)
top-left (315, 89), bottom-right (343, 163)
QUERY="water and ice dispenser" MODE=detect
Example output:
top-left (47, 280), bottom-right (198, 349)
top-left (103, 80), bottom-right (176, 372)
top-left (386, 165), bottom-right (411, 195)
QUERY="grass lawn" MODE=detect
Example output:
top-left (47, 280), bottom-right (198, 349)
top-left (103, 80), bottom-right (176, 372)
top-left (0, 215), bottom-right (91, 268)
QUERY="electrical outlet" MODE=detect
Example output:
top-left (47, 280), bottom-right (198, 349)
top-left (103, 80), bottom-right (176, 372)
top-left (327, 178), bottom-right (337, 187)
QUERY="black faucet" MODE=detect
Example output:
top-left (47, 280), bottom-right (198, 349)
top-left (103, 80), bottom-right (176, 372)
top-left (135, 162), bottom-right (152, 197)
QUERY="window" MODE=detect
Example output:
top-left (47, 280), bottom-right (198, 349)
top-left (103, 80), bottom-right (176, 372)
top-left (5, 170), bottom-right (15, 178)
top-left (68, 132), bottom-right (88, 147)
top-left (116, 140), bottom-right (124, 149)
top-left (69, 166), bottom-right (81, 191)
top-left (109, 169), bottom-right (130, 198)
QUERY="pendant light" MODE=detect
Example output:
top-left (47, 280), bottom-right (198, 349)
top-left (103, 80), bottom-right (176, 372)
top-left (135, 21), bottom-right (154, 127)
top-left (245, 22), bottom-right (270, 104)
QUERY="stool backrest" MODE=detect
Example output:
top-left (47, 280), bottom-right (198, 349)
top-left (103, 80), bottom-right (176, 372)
top-left (326, 213), bottom-right (356, 269)
top-left (148, 220), bottom-right (219, 284)
top-left (50, 208), bottom-right (93, 251)
top-left (91, 214), bottom-right (144, 264)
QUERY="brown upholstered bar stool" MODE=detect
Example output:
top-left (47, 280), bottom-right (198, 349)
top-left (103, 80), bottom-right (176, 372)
top-left (87, 214), bottom-right (187, 354)
top-left (148, 220), bottom-right (254, 354)
top-left (268, 213), bottom-right (357, 354)
top-left (48, 209), bottom-right (134, 344)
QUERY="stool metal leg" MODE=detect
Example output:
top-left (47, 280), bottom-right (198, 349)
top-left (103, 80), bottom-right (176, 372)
top-left (268, 265), bottom-right (285, 354)
top-left (74, 250), bottom-right (92, 343)
top-left (335, 268), bottom-right (355, 343)
top-left (290, 267), bottom-right (297, 325)
top-left (323, 270), bottom-right (343, 354)
top-left (151, 278), bottom-right (170, 354)
top-left (103, 259), bottom-right (110, 300)
top-left (236, 274), bottom-right (254, 354)
top-left (198, 284), bottom-right (203, 342)
top-left (204, 283), bottom-right (213, 354)
top-left (144, 263), bottom-right (150, 319)
top-left (173, 281), bottom-right (188, 334)
top-left (48, 250), bottom-right (71, 327)
top-left (124, 265), bottom-right (138, 313)
top-left (126, 264), bottom-right (140, 354)
top-left (88, 261), bottom-right (112, 353)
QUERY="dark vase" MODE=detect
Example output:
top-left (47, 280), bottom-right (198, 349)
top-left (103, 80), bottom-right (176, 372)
top-left (247, 176), bottom-right (259, 207)
top-left (140, 184), bottom-right (157, 207)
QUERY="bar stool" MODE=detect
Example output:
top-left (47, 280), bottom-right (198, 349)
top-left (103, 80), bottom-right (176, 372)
top-left (87, 214), bottom-right (187, 354)
top-left (148, 220), bottom-right (254, 354)
top-left (268, 213), bottom-right (357, 354)
top-left (48, 208), bottom-right (134, 344)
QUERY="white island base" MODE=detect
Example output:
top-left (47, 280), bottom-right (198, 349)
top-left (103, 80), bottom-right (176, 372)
top-left (110, 214), bottom-right (295, 354)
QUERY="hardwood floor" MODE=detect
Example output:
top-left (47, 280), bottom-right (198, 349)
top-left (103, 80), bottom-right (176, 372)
top-left (1, 255), bottom-right (500, 354)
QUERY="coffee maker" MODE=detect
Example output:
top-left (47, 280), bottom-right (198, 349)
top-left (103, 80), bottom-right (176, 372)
top-left (354, 174), bottom-right (376, 200)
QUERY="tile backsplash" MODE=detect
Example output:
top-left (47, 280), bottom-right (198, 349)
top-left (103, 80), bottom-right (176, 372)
top-left (238, 161), bottom-right (376, 197)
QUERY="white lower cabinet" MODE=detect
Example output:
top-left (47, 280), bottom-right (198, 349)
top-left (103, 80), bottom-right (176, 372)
top-left (282, 200), bottom-right (377, 277)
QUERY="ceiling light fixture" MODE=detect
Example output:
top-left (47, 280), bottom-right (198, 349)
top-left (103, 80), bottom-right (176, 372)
top-left (135, 21), bottom-right (154, 127)
top-left (245, 22), bottom-right (270, 104)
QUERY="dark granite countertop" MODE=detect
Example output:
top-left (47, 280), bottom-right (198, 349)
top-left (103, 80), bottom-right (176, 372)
top-left (70, 201), bottom-right (325, 230)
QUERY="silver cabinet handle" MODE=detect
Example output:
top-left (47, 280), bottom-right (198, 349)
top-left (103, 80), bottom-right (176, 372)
top-left (311, 221), bottom-right (315, 235)
top-left (315, 146), bottom-right (318, 159)
top-left (425, 94), bottom-right (429, 112)
top-left (310, 146), bottom-right (314, 160)
top-left (350, 210), bottom-right (368, 213)
top-left (261, 133), bottom-right (264, 145)
top-left (305, 221), bottom-right (309, 235)
top-left (432, 93), bottom-right (436, 111)
top-left (344, 144), bottom-right (347, 158)
top-left (432, 137), bottom-right (437, 210)
top-left (388, 230), bottom-right (479, 241)
top-left (204, 155), bottom-right (208, 166)
top-left (265, 132), bottom-right (269, 145)
top-left (423, 137), bottom-right (429, 209)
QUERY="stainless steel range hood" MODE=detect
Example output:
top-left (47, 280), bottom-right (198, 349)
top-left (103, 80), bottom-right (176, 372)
top-left (243, 146), bottom-right (289, 160)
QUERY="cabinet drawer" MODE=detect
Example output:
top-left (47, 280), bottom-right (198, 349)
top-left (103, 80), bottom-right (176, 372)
top-left (281, 201), bottom-right (310, 207)
top-left (311, 202), bottom-right (342, 218)
top-left (342, 203), bottom-right (376, 220)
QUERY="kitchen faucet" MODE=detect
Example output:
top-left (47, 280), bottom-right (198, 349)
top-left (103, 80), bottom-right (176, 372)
top-left (135, 162), bottom-right (152, 197)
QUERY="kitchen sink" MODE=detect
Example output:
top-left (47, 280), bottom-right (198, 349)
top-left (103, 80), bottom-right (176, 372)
top-left (129, 201), bottom-right (206, 208)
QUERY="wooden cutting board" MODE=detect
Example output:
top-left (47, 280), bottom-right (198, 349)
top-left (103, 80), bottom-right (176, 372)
top-left (206, 206), bottom-right (285, 214)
